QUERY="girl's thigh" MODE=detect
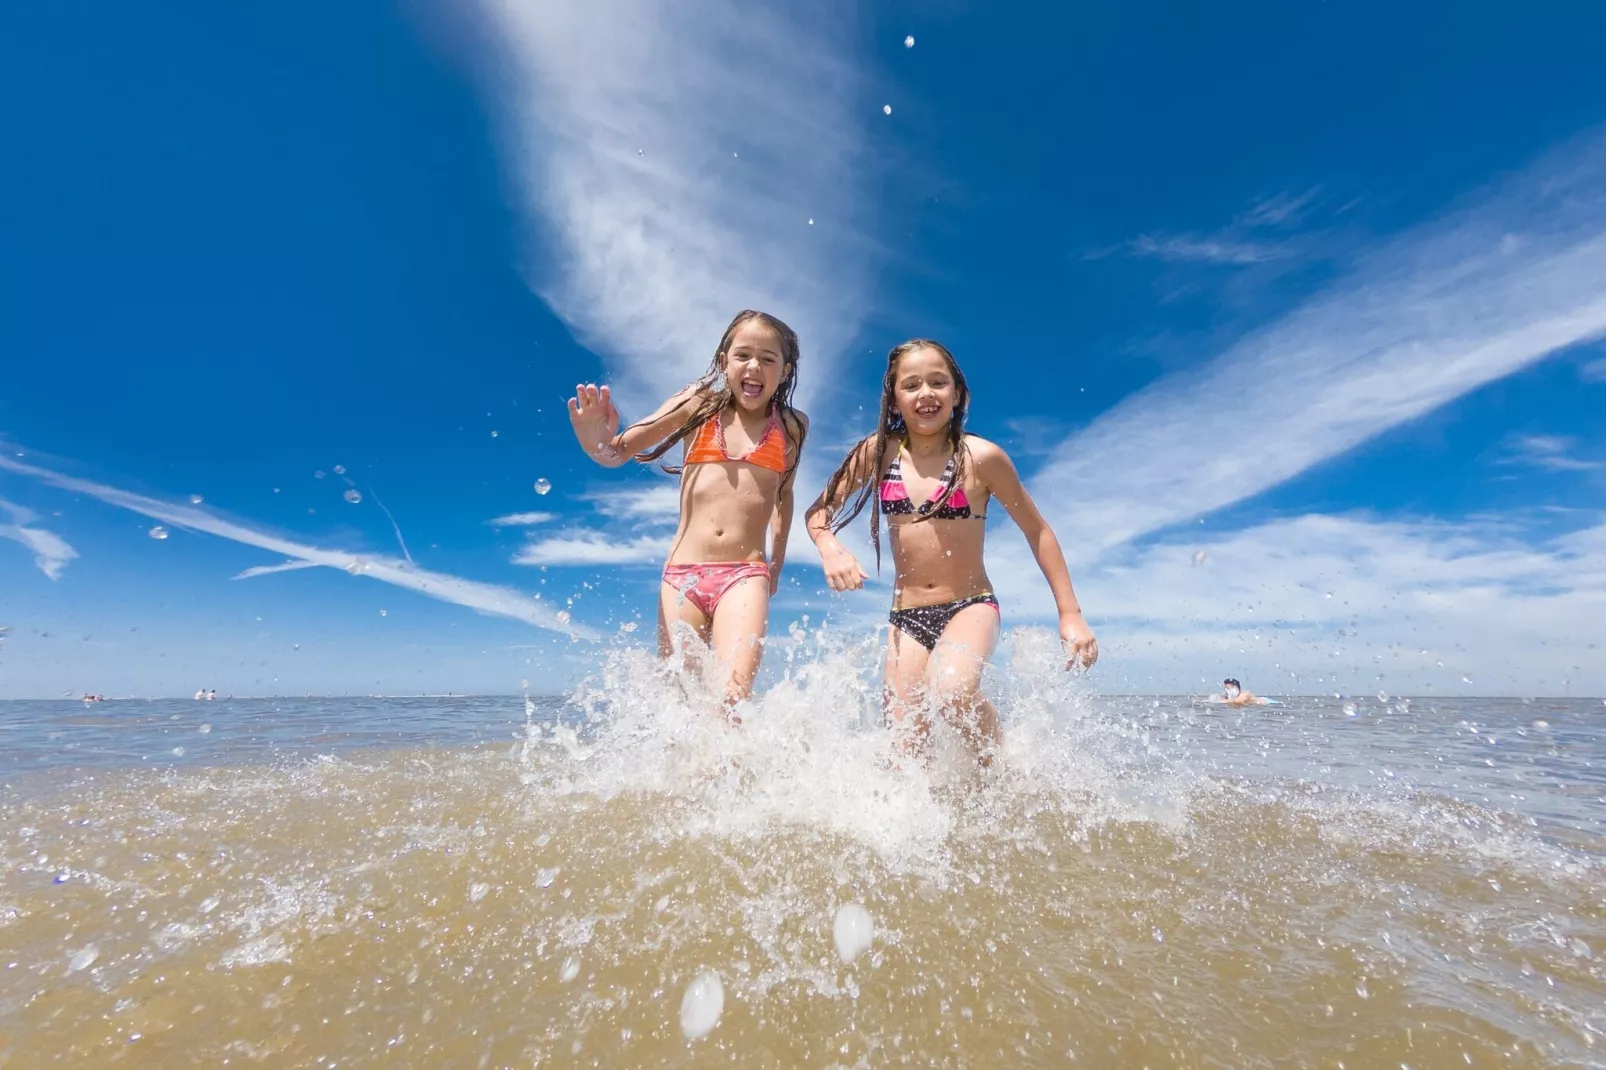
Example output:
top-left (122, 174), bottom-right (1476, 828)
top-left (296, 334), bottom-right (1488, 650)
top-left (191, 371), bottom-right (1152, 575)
top-left (926, 602), bottom-right (1001, 702)
top-left (883, 623), bottom-right (933, 724)
top-left (658, 580), bottom-right (711, 659)
top-left (707, 576), bottom-right (770, 702)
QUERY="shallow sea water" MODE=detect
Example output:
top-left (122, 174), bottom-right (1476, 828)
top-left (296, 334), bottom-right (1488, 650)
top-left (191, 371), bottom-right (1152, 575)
top-left (2, 634), bottom-right (1602, 1068)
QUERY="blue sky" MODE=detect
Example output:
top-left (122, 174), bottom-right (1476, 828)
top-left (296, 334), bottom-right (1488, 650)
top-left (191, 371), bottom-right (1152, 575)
top-left (2, 0), bottom-right (1604, 698)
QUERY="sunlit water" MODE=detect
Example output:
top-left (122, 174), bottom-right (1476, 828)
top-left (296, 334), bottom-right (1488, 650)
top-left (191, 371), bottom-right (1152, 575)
top-left (2, 630), bottom-right (1602, 1067)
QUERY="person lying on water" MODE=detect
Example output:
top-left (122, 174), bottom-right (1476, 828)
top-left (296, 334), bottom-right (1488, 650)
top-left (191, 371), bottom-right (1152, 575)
top-left (805, 338), bottom-right (1096, 763)
top-left (1219, 678), bottom-right (1265, 706)
top-left (567, 310), bottom-right (809, 721)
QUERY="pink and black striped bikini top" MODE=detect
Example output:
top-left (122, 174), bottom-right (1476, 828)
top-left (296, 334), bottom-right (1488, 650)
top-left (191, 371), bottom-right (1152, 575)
top-left (879, 446), bottom-right (984, 520)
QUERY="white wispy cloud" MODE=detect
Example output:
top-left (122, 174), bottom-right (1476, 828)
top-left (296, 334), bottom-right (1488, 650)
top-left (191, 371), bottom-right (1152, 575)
top-left (1237, 188), bottom-right (1322, 229)
top-left (1102, 187), bottom-right (1322, 266)
top-left (1032, 131), bottom-right (1606, 559)
top-left (0, 453), bottom-right (594, 638)
top-left (577, 483), bottom-right (682, 524)
top-left (1070, 511), bottom-right (1606, 694)
top-left (0, 497), bottom-right (78, 580)
top-left (486, 510), bottom-right (559, 527)
top-left (1123, 234), bottom-right (1290, 265)
top-left (1497, 434), bottom-right (1600, 473)
top-left (513, 530), bottom-right (671, 567)
top-left (455, 0), bottom-right (871, 415)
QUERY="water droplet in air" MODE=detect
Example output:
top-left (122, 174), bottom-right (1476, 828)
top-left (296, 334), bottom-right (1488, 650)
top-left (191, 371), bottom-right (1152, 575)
top-left (491, 430), bottom-right (499, 438)
top-left (1355, 979), bottom-right (1369, 999)
top-left (67, 944), bottom-right (99, 973)
top-left (172, 746), bottom-right (186, 757)
top-left (148, 526), bottom-right (169, 540)
top-left (1376, 691), bottom-right (1389, 703)
top-left (198, 896), bottom-right (220, 914)
top-left (1192, 550), bottom-right (1207, 566)
top-left (272, 487), bottom-right (281, 494)
top-left (834, 903), bottom-right (874, 964)
top-left (333, 465), bottom-right (346, 475)
top-left (469, 882), bottom-right (490, 903)
top-left (555, 611), bottom-right (571, 625)
top-left (808, 218), bottom-right (815, 225)
top-left (905, 34), bottom-right (915, 47)
top-left (198, 723), bottom-right (212, 734)
top-left (560, 956), bottom-right (581, 983)
top-left (378, 609), bottom-right (387, 617)
top-left (314, 470), bottom-right (326, 479)
top-left (343, 489), bottom-right (362, 504)
top-left (537, 867), bottom-right (560, 888)
top-left (679, 971), bottom-right (724, 1038)
top-left (620, 621), bottom-right (638, 633)
top-left (883, 104), bottom-right (892, 115)
top-left (534, 478), bottom-right (552, 495)
top-left (1324, 591), bottom-right (1333, 599)
top-left (1462, 676), bottom-right (1472, 684)
top-left (188, 494), bottom-right (204, 504)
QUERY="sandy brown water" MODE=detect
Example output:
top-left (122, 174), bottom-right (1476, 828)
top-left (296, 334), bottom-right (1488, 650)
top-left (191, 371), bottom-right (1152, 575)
top-left (2, 648), bottom-right (1603, 1067)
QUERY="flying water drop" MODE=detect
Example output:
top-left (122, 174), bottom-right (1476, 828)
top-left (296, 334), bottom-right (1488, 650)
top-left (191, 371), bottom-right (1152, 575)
top-left (333, 465), bottom-right (346, 475)
top-left (148, 526), bottom-right (169, 540)
top-left (679, 971), bottom-right (724, 1039)
top-left (833, 903), bottom-right (874, 964)
top-left (314, 470), bottom-right (326, 480)
top-left (469, 882), bottom-right (490, 903)
top-left (560, 956), bottom-right (581, 983)
top-left (534, 478), bottom-right (552, 495)
top-left (491, 430), bottom-right (499, 438)
top-left (883, 104), bottom-right (892, 115)
top-left (1192, 550), bottom-right (1207, 566)
top-left (188, 494), bottom-right (204, 504)
top-left (343, 489), bottom-right (362, 504)
top-left (67, 944), bottom-right (99, 973)
top-left (905, 34), bottom-right (915, 47)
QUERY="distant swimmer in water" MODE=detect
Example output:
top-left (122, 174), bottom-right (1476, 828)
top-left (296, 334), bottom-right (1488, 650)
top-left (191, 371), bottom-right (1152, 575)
top-left (568, 310), bottom-right (809, 722)
top-left (806, 339), bottom-right (1097, 765)
top-left (1218, 678), bottom-right (1266, 706)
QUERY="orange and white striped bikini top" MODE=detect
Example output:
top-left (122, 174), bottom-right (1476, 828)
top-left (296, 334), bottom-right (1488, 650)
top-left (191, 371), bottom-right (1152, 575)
top-left (684, 407), bottom-right (788, 473)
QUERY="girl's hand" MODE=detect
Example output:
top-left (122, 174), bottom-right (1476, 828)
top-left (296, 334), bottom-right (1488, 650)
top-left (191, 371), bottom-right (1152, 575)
top-left (567, 383), bottom-right (621, 458)
top-left (1061, 613), bottom-right (1098, 670)
top-left (821, 545), bottom-right (868, 592)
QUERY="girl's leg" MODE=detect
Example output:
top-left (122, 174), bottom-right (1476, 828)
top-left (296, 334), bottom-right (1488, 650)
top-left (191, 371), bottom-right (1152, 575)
top-left (706, 576), bottom-right (770, 712)
top-left (658, 580), bottom-right (712, 666)
top-left (883, 624), bottom-right (934, 752)
top-left (926, 603), bottom-right (1003, 760)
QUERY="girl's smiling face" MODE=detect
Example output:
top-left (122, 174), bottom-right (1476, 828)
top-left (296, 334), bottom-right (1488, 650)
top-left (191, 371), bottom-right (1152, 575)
top-left (892, 345), bottom-right (959, 436)
top-left (722, 321), bottom-right (788, 412)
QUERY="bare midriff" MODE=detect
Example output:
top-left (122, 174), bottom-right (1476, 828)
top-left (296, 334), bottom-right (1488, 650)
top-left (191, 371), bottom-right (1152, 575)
top-left (886, 512), bottom-right (991, 609)
top-left (664, 461), bottom-right (781, 566)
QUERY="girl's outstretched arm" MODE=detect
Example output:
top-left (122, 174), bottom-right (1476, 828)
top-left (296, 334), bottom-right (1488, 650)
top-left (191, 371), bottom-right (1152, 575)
top-left (973, 439), bottom-right (1099, 669)
top-left (804, 439), bottom-right (874, 592)
top-left (567, 383), bottom-right (703, 468)
top-left (767, 412), bottom-right (810, 595)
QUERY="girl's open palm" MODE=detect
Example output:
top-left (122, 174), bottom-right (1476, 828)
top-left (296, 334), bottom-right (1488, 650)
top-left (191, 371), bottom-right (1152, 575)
top-left (568, 383), bottom-right (619, 456)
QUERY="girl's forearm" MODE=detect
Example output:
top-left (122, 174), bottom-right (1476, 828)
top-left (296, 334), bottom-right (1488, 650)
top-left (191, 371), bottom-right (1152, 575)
top-left (770, 491), bottom-right (795, 564)
top-left (1031, 528), bottom-right (1084, 618)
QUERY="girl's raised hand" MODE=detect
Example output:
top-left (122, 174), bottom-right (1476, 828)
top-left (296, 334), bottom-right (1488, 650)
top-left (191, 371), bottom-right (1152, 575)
top-left (821, 544), bottom-right (869, 592)
top-left (1060, 612), bottom-right (1099, 671)
top-left (567, 383), bottom-right (620, 457)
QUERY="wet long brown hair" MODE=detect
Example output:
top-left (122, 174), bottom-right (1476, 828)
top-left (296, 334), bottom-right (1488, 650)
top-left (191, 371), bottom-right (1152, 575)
top-left (629, 310), bottom-right (806, 477)
top-left (821, 338), bottom-right (971, 569)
